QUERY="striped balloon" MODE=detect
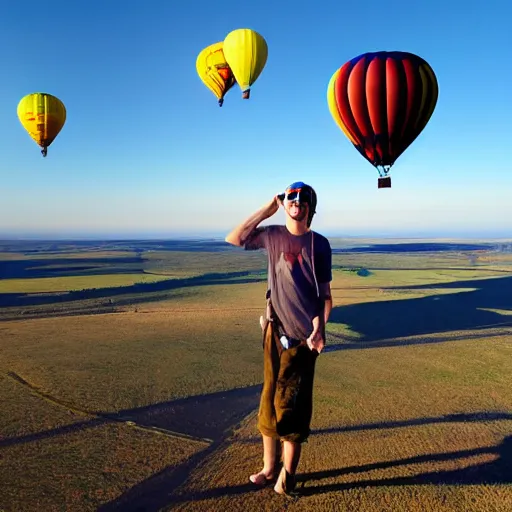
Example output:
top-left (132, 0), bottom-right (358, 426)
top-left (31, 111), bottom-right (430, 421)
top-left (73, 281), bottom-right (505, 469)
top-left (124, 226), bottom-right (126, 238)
top-left (328, 51), bottom-right (438, 185)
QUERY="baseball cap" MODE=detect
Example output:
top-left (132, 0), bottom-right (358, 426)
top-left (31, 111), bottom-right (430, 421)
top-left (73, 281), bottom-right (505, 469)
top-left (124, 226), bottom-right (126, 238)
top-left (279, 181), bottom-right (317, 226)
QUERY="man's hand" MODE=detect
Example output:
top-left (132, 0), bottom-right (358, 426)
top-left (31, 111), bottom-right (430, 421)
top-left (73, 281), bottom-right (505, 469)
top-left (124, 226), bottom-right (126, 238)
top-left (307, 315), bottom-right (325, 353)
top-left (306, 329), bottom-right (324, 353)
top-left (264, 194), bottom-right (283, 218)
top-left (225, 194), bottom-right (283, 247)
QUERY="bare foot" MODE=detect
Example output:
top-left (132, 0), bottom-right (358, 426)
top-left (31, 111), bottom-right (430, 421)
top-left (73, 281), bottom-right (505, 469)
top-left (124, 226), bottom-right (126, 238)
top-left (274, 467), bottom-right (296, 495)
top-left (249, 470), bottom-right (275, 486)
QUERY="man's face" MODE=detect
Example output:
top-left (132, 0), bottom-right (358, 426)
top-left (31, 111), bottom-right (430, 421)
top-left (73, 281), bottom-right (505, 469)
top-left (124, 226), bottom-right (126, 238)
top-left (283, 188), bottom-right (311, 223)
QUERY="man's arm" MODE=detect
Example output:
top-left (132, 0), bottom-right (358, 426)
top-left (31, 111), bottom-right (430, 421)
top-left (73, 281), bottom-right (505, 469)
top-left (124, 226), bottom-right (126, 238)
top-left (307, 282), bottom-right (332, 353)
top-left (322, 282), bottom-right (333, 324)
top-left (225, 195), bottom-right (281, 247)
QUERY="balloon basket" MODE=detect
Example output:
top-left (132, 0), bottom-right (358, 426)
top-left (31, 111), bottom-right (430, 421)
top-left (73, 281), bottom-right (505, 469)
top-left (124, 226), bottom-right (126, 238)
top-left (242, 89), bottom-right (250, 99)
top-left (378, 176), bottom-right (391, 188)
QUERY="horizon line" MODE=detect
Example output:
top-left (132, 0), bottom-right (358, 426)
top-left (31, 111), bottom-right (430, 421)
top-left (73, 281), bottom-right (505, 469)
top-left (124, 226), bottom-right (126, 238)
top-left (1, 233), bottom-right (512, 242)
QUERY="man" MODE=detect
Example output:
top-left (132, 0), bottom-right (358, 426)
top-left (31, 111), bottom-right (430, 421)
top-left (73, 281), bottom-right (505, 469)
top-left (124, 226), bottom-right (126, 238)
top-left (225, 181), bottom-right (333, 495)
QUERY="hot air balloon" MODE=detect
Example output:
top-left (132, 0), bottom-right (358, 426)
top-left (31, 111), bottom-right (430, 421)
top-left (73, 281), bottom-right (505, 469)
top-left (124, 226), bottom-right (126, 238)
top-left (223, 28), bottom-right (268, 99)
top-left (328, 51), bottom-right (438, 188)
top-left (196, 42), bottom-right (236, 107)
top-left (17, 92), bottom-right (66, 157)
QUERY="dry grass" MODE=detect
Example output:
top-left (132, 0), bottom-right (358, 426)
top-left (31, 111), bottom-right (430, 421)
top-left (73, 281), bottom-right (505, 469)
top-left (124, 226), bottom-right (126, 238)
top-left (1, 415), bottom-right (204, 511)
top-left (0, 296), bottom-right (265, 412)
top-left (143, 249), bottom-right (267, 277)
top-left (170, 333), bottom-right (512, 512)
top-left (0, 273), bottom-right (173, 294)
top-left (1, 244), bottom-right (511, 511)
top-left (0, 250), bottom-right (138, 261)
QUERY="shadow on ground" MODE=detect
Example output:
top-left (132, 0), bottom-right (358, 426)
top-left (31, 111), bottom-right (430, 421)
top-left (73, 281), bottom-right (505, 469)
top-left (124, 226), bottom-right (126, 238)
top-left (100, 413), bottom-right (512, 510)
top-left (0, 269), bottom-right (267, 310)
top-left (3, 381), bottom-right (261, 512)
top-left (111, 385), bottom-right (262, 441)
top-left (0, 257), bottom-right (145, 279)
top-left (332, 242), bottom-right (493, 253)
top-left (1, 383), bottom-right (262, 449)
top-left (325, 274), bottom-right (512, 351)
top-left (6, 372), bottom-right (512, 510)
top-left (297, 434), bottom-right (512, 495)
top-left (0, 239), bottom-right (234, 255)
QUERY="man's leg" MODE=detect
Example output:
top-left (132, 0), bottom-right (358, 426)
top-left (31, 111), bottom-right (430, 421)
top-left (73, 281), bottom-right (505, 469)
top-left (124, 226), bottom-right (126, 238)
top-left (250, 320), bottom-right (281, 485)
top-left (274, 440), bottom-right (301, 494)
top-left (273, 346), bottom-right (318, 495)
top-left (250, 434), bottom-right (278, 484)
top-left (263, 434), bottom-right (279, 473)
top-left (282, 440), bottom-right (301, 475)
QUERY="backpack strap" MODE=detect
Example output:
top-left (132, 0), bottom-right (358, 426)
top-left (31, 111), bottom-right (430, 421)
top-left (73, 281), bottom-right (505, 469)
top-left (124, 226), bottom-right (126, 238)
top-left (311, 231), bottom-right (319, 298)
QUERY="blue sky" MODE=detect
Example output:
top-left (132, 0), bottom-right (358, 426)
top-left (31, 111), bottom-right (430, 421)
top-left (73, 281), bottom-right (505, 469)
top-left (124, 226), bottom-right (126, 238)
top-left (1, 0), bottom-right (511, 239)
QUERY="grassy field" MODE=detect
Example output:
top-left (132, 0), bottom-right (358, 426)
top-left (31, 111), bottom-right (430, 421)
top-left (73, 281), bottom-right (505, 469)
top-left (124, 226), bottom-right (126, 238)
top-left (1, 238), bottom-right (511, 511)
top-left (0, 273), bottom-right (175, 294)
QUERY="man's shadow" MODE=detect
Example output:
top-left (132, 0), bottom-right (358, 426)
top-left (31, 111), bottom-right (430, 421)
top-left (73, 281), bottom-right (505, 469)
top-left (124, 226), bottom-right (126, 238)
top-left (298, 435), bottom-right (512, 495)
top-left (326, 275), bottom-right (512, 349)
top-left (95, 414), bottom-right (512, 510)
top-left (109, 431), bottom-right (512, 509)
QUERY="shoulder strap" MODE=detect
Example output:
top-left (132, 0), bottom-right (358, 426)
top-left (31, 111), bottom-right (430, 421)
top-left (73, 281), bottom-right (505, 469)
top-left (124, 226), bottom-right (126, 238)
top-left (311, 231), bottom-right (319, 298)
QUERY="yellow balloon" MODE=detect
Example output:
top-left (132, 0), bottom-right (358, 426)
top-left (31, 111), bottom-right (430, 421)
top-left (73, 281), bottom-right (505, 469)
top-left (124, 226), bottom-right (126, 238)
top-left (326, 69), bottom-right (358, 146)
top-left (17, 92), bottom-right (66, 157)
top-left (223, 28), bottom-right (268, 99)
top-left (196, 42), bottom-right (236, 107)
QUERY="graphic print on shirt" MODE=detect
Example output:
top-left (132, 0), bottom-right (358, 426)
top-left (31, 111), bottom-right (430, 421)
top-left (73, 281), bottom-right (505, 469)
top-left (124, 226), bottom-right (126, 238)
top-left (275, 246), bottom-right (316, 303)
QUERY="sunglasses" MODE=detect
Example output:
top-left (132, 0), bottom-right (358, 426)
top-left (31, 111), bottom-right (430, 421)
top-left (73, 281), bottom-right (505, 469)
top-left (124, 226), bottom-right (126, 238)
top-left (280, 188), bottom-right (312, 204)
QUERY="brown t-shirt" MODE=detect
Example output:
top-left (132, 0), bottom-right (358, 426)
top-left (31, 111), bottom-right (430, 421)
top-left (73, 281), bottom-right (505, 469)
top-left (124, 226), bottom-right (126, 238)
top-left (244, 225), bottom-right (332, 340)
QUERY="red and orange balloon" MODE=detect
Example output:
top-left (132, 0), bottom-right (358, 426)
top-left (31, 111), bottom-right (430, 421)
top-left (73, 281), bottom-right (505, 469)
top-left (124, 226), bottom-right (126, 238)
top-left (328, 51), bottom-right (438, 187)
